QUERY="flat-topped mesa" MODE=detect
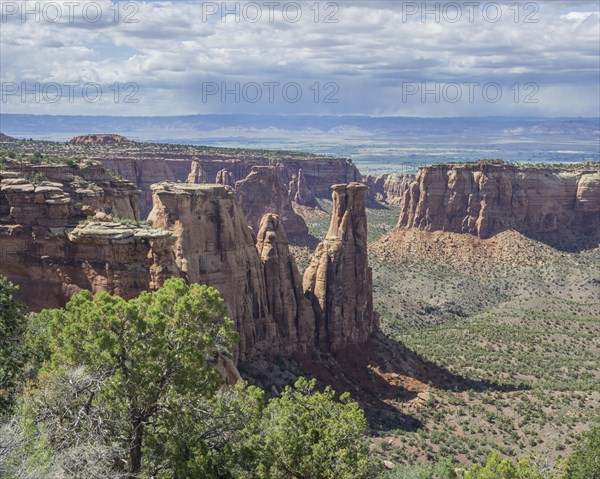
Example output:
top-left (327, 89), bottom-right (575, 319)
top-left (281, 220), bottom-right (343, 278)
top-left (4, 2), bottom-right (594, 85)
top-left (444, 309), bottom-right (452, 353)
top-left (256, 214), bottom-right (316, 354)
top-left (397, 162), bottom-right (600, 246)
top-left (187, 157), bottom-right (208, 184)
top-left (70, 134), bottom-right (131, 145)
top-left (235, 166), bottom-right (309, 239)
top-left (147, 182), bottom-right (278, 361)
top-left (303, 182), bottom-right (377, 351)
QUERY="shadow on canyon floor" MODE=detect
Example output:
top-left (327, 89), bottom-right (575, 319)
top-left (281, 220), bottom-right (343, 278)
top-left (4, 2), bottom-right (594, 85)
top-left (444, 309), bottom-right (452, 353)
top-left (520, 229), bottom-right (600, 253)
top-left (242, 332), bottom-right (528, 432)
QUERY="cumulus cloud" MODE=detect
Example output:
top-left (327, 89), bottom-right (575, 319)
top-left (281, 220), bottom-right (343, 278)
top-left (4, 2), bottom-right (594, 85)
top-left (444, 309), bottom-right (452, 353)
top-left (0, 0), bottom-right (598, 116)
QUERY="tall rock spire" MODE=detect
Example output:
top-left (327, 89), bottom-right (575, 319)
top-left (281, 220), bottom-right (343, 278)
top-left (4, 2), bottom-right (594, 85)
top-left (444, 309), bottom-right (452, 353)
top-left (187, 157), bottom-right (207, 184)
top-left (303, 182), bottom-right (377, 351)
top-left (256, 213), bottom-right (316, 354)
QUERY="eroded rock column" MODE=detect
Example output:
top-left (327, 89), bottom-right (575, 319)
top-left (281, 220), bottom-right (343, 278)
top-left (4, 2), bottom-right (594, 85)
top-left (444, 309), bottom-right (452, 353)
top-left (256, 213), bottom-right (316, 354)
top-left (148, 183), bottom-right (277, 360)
top-left (303, 182), bottom-right (377, 351)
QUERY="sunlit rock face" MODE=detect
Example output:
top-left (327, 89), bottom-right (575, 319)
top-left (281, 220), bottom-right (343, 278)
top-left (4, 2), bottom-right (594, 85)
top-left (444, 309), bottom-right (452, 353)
top-left (397, 163), bottom-right (600, 246)
top-left (303, 183), bottom-right (377, 351)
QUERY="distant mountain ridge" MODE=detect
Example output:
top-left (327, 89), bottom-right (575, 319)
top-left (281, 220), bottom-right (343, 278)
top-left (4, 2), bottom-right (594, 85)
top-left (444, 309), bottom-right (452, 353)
top-left (2, 114), bottom-right (598, 141)
top-left (2, 114), bottom-right (598, 169)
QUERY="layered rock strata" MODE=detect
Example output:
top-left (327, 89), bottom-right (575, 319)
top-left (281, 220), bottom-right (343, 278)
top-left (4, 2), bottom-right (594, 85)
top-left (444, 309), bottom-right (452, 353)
top-left (147, 183), bottom-right (277, 360)
top-left (1, 164), bottom-right (379, 360)
top-left (364, 173), bottom-right (414, 205)
top-left (70, 134), bottom-right (131, 145)
top-left (303, 183), bottom-right (377, 351)
top-left (0, 166), bottom-right (175, 309)
top-left (397, 162), bottom-right (600, 243)
top-left (235, 166), bottom-right (308, 239)
top-left (96, 155), bottom-right (360, 217)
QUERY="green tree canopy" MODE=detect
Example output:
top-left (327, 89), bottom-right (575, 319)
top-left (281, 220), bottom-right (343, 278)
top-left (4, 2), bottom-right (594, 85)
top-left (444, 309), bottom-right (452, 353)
top-left (24, 278), bottom-right (237, 476)
top-left (558, 425), bottom-right (600, 479)
top-left (259, 377), bottom-right (374, 479)
top-left (0, 275), bottom-right (26, 413)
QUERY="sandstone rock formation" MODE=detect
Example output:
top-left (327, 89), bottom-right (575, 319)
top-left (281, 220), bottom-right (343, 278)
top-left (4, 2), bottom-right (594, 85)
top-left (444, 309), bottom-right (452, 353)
top-left (364, 173), bottom-right (414, 205)
top-left (289, 168), bottom-right (317, 207)
top-left (397, 162), bottom-right (600, 247)
top-left (98, 158), bottom-right (176, 217)
top-left (1, 162), bottom-right (379, 362)
top-left (256, 213), bottom-right (316, 354)
top-left (147, 183), bottom-right (277, 360)
top-left (0, 165), bottom-right (176, 309)
top-left (303, 183), bottom-right (377, 351)
top-left (235, 166), bottom-right (308, 239)
top-left (216, 168), bottom-right (234, 187)
top-left (187, 157), bottom-right (208, 183)
top-left (70, 134), bottom-right (131, 145)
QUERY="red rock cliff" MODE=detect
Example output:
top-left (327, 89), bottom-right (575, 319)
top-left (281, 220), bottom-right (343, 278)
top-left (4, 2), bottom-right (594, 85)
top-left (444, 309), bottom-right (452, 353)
top-left (147, 183), bottom-right (278, 360)
top-left (0, 165), bottom-right (176, 309)
top-left (397, 162), bottom-right (600, 247)
top-left (235, 166), bottom-right (308, 239)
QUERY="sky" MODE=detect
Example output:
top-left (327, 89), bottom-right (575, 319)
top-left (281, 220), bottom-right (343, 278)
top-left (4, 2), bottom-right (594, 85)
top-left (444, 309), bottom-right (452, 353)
top-left (1, 0), bottom-right (599, 117)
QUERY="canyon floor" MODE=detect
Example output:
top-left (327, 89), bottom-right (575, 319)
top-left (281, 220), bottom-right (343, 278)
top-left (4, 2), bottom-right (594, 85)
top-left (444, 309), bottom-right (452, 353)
top-left (288, 200), bottom-right (599, 467)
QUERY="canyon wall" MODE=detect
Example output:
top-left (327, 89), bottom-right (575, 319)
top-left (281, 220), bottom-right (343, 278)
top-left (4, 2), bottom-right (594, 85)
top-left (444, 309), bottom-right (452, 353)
top-left (303, 183), bottom-right (378, 351)
top-left (235, 166), bottom-right (308, 238)
top-left (397, 163), bottom-right (600, 246)
top-left (0, 165), bottom-right (176, 309)
top-left (98, 155), bottom-right (360, 216)
top-left (1, 162), bottom-right (377, 360)
top-left (364, 173), bottom-right (414, 205)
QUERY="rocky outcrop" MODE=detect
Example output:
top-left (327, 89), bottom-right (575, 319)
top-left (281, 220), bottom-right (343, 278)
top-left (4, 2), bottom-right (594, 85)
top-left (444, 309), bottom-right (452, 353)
top-left (216, 168), bottom-right (234, 187)
top-left (66, 221), bottom-right (178, 299)
top-left (303, 183), bottom-right (377, 351)
top-left (147, 183), bottom-right (277, 360)
top-left (187, 157), bottom-right (207, 183)
top-left (397, 162), bottom-right (600, 246)
top-left (70, 134), bottom-right (131, 145)
top-left (0, 166), bottom-right (175, 309)
top-left (256, 214), bottom-right (316, 354)
top-left (289, 168), bottom-right (317, 207)
top-left (0, 165), bottom-right (139, 224)
top-left (98, 158), bottom-right (176, 217)
top-left (235, 166), bottom-right (308, 239)
top-left (364, 173), bottom-right (414, 205)
top-left (1, 160), bottom-right (378, 362)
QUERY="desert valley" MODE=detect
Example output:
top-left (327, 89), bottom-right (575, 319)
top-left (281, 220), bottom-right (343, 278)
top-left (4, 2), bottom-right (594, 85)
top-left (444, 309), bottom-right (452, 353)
top-left (0, 133), bottom-right (598, 477)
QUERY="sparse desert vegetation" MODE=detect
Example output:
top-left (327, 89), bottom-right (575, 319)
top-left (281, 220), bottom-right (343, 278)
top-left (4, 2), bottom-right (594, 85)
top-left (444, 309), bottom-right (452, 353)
top-left (295, 200), bottom-right (600, 470)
